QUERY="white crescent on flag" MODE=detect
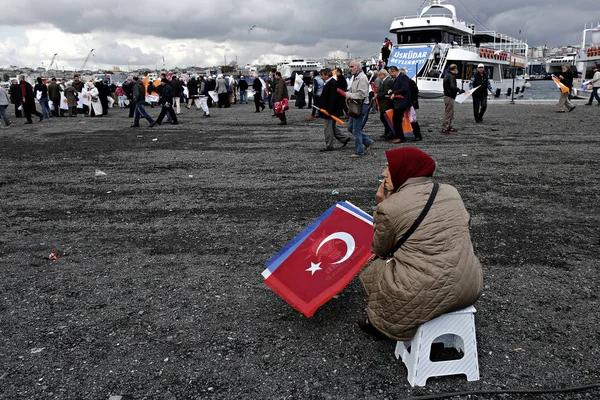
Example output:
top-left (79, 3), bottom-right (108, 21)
top-left (316, 232), bottom-right (355, 265)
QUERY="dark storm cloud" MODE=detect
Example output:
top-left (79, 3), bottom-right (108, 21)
top-left (4, 0), bottom-right (597, 63)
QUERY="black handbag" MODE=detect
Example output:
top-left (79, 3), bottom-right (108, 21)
top-left (346, 98), bottom-right (362, 117)
top-left (388, 183), bottom-right (439, 258)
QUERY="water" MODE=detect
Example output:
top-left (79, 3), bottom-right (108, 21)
top-left (521, 80), bottom-right (562, 100)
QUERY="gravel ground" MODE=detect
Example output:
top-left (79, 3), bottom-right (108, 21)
top-left (0, 98), bottom-right (599, 400)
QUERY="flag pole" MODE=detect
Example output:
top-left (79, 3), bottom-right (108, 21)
top-left (510, 57), bottom-right (516, 104)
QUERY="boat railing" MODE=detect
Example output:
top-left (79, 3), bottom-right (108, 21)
top-left (392, 13), bottom-right (467, 24)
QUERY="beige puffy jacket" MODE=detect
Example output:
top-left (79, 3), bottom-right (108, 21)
top-left (360, 177), bottom-right (483, 341)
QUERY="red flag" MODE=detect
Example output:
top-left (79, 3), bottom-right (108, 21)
top-left (262, 202), bottom-right (375, 317)
top-left (167, 72), bottom-right (173, 81)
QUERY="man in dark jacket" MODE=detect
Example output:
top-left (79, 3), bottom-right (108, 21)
top-left (155, 78), bottom-right (178, 125)
top-left (48, 78), bottom-right (63, 117)
top-left (376, 69), bottom-right (394, 140)
top-left (170, 76), bottom-right (182, 114)
top-left (252, 75), bottom-right (266, 112)
top-left (558, 65), bottom-right (575, 113)
top-left (441, 64), bottom-right (464, 133)
top-left (9, 80), bottom-right (22, 118)
top-left (186, 76), bottom-right (199, 109)
top-left (122, 77), bottom-right (135, 118)
top-left (318, 68), bottom-right (352, 151)
top-left (131, 76), bottom-right (156, 127)
top-left (238, 76), bottom-right (249, 104)
top-left (470, 63), bottom-right (494, 122)
top-left (407, 78), bottom-right (423, 141)
top-left (388, 66), bottom-right (411, 143)
top-left (197, 75), bottom-right (210, 117)
top-left (19, 75), bottom-right (43, 124)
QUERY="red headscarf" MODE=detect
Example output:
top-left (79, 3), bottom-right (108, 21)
top-left (385, 147), bottom-right (436, 190)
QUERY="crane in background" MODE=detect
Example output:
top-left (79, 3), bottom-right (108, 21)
top-left (45, 53), bottom-right (58, 72)
top-left (80, 49), bottom-right (95, 72)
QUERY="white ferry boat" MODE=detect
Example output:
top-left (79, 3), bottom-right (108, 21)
top-left (277, 59), bottom-right (324, 80)
top-left (386, 0), bottom-right (528, 98)
top-left (545, 54), bottom-right (576, 75)
top-left (576, 24), bottom-right (600, 95)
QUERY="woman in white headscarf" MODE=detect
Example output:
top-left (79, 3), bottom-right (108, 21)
top-left (86, 81), bottom-right (103, 116)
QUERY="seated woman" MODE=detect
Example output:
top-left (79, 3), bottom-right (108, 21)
top-left (359, 147), bottom-right (483, 340)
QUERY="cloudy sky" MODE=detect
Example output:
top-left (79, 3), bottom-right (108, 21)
top-left (0, 0), bottom-right (597, 71)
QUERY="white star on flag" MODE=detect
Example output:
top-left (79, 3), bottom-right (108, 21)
top-left (306, 262), bottom-right (322, 275)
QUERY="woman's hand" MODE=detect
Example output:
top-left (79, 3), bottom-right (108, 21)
top-left (376, 181), bottom-right (390, 203)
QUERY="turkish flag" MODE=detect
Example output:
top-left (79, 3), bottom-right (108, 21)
top-left (167, 72), bottom-right (173, 81)
top-left (262, 202), bottom-right (375, 317)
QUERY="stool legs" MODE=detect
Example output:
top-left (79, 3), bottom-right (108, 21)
top-left (395, 308), bottom-right (479, 387)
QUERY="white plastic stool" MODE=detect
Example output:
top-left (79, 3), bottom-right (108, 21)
top-left (394, 305), bottom-right (479, 387)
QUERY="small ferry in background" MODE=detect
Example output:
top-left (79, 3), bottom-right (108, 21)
top-left (277, 59), bottom-right (324, 84)
top-left (385, 0), bottom-right (528, 98)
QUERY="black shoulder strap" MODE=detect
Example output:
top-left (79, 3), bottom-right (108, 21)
top-left (389, 183), bottom-right (439, 257)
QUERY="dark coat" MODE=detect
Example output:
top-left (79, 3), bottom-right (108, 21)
top-left (238, 79), bottom-right (249, 91)
top-left (274, 78), bottom-right (288, 102)
top-left (392, 73), bottom-right (411, 110)
top-left (472, 72), bottom-right (490, 98)
top-left (337, 75), bottom-right (348, 91)
top-left (377, 76), bottom-right (394, 111)
top-left (560, 69), bottom-right (574, 89)
top-left (20, 80), bottom-right (36, 112)
top-left (443, 72), bottom-right (460, 98)
top-left (408, 78), bottom-right (419, 109)
top-left (159, 83), bottom-right (174, 104)
top-left (208, 79), bottom-right (217, 91)
top-left (252, 78), bottom-right (263, 92)
top-left (48, 82), bottom-right (62, 99)
top-left (34, 83), bottom-right (48, 99)
top-left (188, 78), bottom-right (199, 96)
top-left (320, 77), bottom-right (343, 118)
top-left (170, 79), bottom-right (182, 96)
top-left (9, 83), bottom-right (21, 104)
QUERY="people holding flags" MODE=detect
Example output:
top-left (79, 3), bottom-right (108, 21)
top-left (359, 147), bottom-right (483, 340)
top-left (376, 69), bottom-right (394, 140)
top-left (470, 64), bottom-right (494, 123)
top-left (557, 65), bottom-right (576, 113)
top-left (318, 68), bottom-right (352, 152)
top-left (388, 66), bottom-right (411, 143)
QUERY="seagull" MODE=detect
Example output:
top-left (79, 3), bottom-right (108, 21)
top-left (248, 25), bottom-right (256, 33)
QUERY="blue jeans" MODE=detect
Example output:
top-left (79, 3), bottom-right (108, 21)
top-left (588, 87), bottom-right (600, 104)
top-left (348, 104), bottom-right (373, 155)
top-left (39, 98), bottom-right (52, 118)
top-left (0, 105), bottom-right (9, 125)
top-left (134, 101), bottom-right (155, 125)
top-left (239, 90), bottom-right (248, 104)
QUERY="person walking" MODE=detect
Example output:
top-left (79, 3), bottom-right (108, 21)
top-left (274, 71), bottom-right (288, 125)
top-left (433, 41), bottom-right (442, 65)
top-left (198, 75), bottom-right (211, 117)
top-left (0, 85), bottom-right (12, 127)
top-left (215, 74), bottom-right (230, 108)
top-left (470, 64), bottom-right (494, 123)
top-left (376, 69), bottom-right (394, 140)
top-left (131, 76), bottom-right (156, 127)
top-left (64, 83), bottom-right (79, 117)
top-left (9, 79), bottom-right (22, 118)
top-left (238, 76), bottom-right (249, 104)
top-left (252, 74), bottom-right (266, 113)
top-left (155, 78), bottom-right (178, 125)
top-left (557, 65), bottom-right (575, 113)
top-left (34, 77), bottom-right (52, 118)
top-left (318, 68), bottom-right (352, 151)
top-left (48, 78), bottom-right (63, 117)
top-left (346, 60), bottom-right (374, 158)
top-left (441, 64), bottom-right (463, 133)
top-left (308, 71), bottom-right (324, 120)
top-left (388, 66), bottom-right (411, 144)
top-left (170, 76), bottom-right (182, 114)
top-left (186, 76), bottom-right (199, 109)
top-left (585, 66), bottom-right (600, 106)
top-left (19, 75), bottom-right (44, 124)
